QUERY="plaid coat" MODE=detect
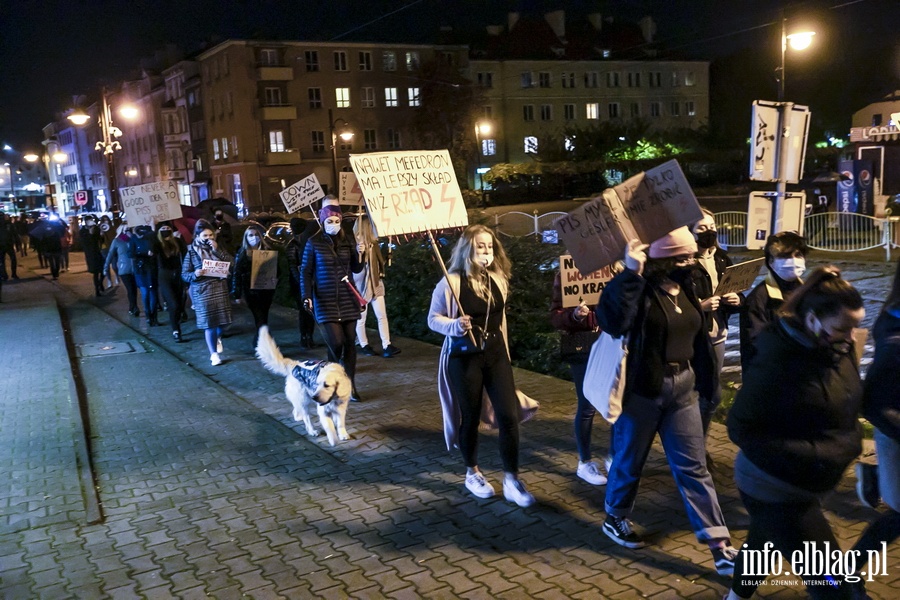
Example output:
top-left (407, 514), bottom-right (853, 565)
top-left (182, 243), bottom-right (233, 329)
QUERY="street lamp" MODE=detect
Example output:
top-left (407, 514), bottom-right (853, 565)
top-left (328, 108), bottom-right (354, 196)
top-left (777, 16), bottom-right (816, 102)
top-left (474, 120), bottom-right (492, 208)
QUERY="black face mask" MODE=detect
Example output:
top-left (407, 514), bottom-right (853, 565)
top-left (160, 230), bottom-right (173, 239)
top-left (668, 266), bottom-right (695, 283)
top-left (696, 231), bottom-right (717, 249)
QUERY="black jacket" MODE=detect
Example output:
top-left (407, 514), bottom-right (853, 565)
top-left (862, 310), bottom-right (900, 441)
top-left (301, 230), bottom-right (363, 323)
top-left (692, 248), bottom-right (742, 335)
top-left (728, 318), bottom-right (863, 493)
top-left (595, 268), bottom-right (715, 401)
top-left (286, 221), bottom-right (321, 297)
top-left (739, 274), bottom-right (802, 370)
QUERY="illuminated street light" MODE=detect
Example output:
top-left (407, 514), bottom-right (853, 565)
top-left (778, 17), bottom-right (816, 102)
top-left (23, 152), bottom-right (39, 163)
top-left (328, 108), bottom-right (354, 195)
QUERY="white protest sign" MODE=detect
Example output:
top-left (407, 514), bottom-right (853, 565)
top-left (339, 172), bottom-right (364, 206)
top-left (554, 190), bottom-right (637, 275)
top-left (250, 250), bottom-right (278, 290)
top-left (714, 257), bottom-right (765, 296)
top-left (279, 174), bottom-right (324, 213)
top-left (119, 181), bottom-right (183, 227)
top-left (559, 254), bottom-right (615, 308)
top-left (202, 259), bottom-right (230, 279)
top-left (349, 150), bottom-right (468, 236)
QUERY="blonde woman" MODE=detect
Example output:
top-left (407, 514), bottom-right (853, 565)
top-left (427, 225), bottom-right (534, 507)
top-left (353, 214), bottom-right (401, 358)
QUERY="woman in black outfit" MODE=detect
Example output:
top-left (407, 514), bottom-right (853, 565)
top-left (233, 224), bottom-right (278, 349)
top-left (156, 223), bottom-right (187, 342)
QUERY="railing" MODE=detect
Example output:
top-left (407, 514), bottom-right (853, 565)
top-left (494, 210), bottom-right (567, 237)
top-left (713, 211), bottom-right (748, 250)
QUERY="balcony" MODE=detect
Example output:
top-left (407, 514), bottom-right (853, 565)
top-left (256, 66), bottom-right (293, 81)
top-left (260, 105), bottom-right (297, 120)
top-left (264, 149), bottom-right (301, 166)
top-left (167, 169), bottom-right (187, 181)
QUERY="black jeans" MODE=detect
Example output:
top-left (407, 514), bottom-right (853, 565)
top-left (246, 289), bottom-right (275, 343)
top-left (319, 320), bottom-right (358, 385)
top-left (157, 271), bottom-right (184, 332)
top-left (120, 274), bottom-right (139, 313)
top-left (45, 252), bottom-right (62, 279)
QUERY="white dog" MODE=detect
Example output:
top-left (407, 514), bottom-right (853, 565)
top-left (256, 326), bottom-right (352, 446)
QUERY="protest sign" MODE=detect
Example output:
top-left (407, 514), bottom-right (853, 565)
top-left (349, 150), bottom-right (468, 236)
top-left (279, 174), bottom-right (324, 213)
top-left (714, 257), bottom-right (765, 296)
top-left (559, 254), bottom-right (615, 308)
top-left (554, 189), bottom-right (637, 275)
top-left (202, 259), bottom-right (230, 279)
top-left (120, 181), bottom-right (183, 227)
top-left (339, 172), bottom-right (364, 206)
top-left (250, 250), bottom-right (278, 290)
top-left (852, 328), bottom-right (868, 367)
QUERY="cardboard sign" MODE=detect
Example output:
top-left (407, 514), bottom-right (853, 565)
top-left (339, 172), bottom-right (364, 207)
top-left (250, 249), bottom-right (278, 290)
top-left (559, 254), bottom-right (614, 308)
top-left (714, 257), bottom-right (765, 296)
top-left (119, 181), bottom-right (183, 227)
top-left (852, 328), bottom-right (868, 367)
top-left (202, 259), bottom-right (230, 279)
top-left (349, 150), bottom-right (468, 236)
top-left (279, 174), bottom-right (324, 213)
top-left (554, 189), bottom-right (637, 275)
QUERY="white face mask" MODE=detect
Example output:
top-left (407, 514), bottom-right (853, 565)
top-left (480, 255), bottom-right (494, 268)
top-left (772, 257), bottom-right (805, 281)
top-left (324, 223), bottom-right (341, 235)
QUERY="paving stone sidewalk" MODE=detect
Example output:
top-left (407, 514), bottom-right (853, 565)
top-left (0, 249), bottom-right (898, 599)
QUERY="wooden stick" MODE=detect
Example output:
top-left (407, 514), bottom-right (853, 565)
top-left (426, 229), bottom-right (477, 346)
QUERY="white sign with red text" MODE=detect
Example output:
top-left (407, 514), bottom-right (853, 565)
top-left (559, 254), bottom-right (614, 308)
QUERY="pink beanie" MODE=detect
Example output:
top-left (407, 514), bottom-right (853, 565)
top-left (648, 226), bottom-right (698, 258)
top-left (318, 196), bottom-right (342, 221)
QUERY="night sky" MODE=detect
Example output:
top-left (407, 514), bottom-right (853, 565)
top-left (1, 0), bottom-right (897, 152)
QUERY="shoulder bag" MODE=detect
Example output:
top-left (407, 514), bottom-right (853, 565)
top-left (583, 331), bottom-right (628, 424)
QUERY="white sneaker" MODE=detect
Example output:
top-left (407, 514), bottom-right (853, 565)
top-left (465, 472), bottom-right (495, 499)
top-left (577, 461), bottom-right (608, 485)
top-left (503, 478), bottom-right (536, 507)
top-left (216, 339), bottom-right (224, 353)
top-left (210, 352), bottom-right (222, 366)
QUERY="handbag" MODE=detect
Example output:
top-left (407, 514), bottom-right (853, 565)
top-left (341, 276), bottom-right (367, 311)
top-left (559, 329), bottom-right (601, 361)
top-left (583, 331), bottom-right (628, 424)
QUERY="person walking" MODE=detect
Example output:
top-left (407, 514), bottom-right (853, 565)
top-left (41, 218), bottom-right (65, 281)
top-left (182, 219), bottom-right (233, 366)
top-left (727, 267), bottom-right (866, 599)
top-left (157, 222), bottom-right (187, 342)
top-left (427, 224), bottom-right (535, 508)
top-left (0, 213), bottom-right (20, 280)
top-left (285, 217), bottom-right (317, 349)
top-left (104, 224), bottom-right (139, 315)
top-left (14, 215), bottom-right (28, 257)
top-left (130, 224), bottom-right (161, 327)
top-left (79, 216), bottom-right (106, 296)
top-left (353, 213), bottom-right (401, 358)
top-left (595, 229), bottom-right (737, 575)
top-left (301, 199), bottom-right (364, 400)
top-left (232, 224), bottom-right (279, 349)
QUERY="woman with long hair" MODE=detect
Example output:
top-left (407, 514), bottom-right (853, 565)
top-left (727, 267), bottom-right (866, 599)
top-left (182, 219), bottom-right (233, 366)
top-left (157, 222), bottom-right (187, 342)
top-left (427, 224), bottom-right (534, 507)
top-left (353, 213), bottom-right (400, 358)
top-left (233, 224), bottom-right (278, 349)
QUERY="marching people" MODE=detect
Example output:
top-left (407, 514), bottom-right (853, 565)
top-left (0, 213), bottom-right (20, 280)
top-left (353, 213), bottom-right (401, 358)
top-left (99, 214), bottom-right (119, 288)
top-left (595, 229), bottom-right (737, 575)
top-left (727, 267), bottom-right (866, 599)
top-left (157, 222), bottom-right (187, 342)
top-left (286, 217), bottom-right (318, 349)
top-left (182, 219), bottom-right (233, 366)
top-left (79, 215), bottom-right (106, 296)
top-left (130, 224), bottom-right (161, 327)
top-left (213, 210), bottom-right (234, 253)
top-left (232, 224), bottom-right (279, 349)
top-left (301, 198), bottom-right (364, 400)
top-left (427, 224), bottom-right (535, 508)
top-left (41, 217), bottom-right (65, 281)
top-left (104, 224), bottom-right (139, 316)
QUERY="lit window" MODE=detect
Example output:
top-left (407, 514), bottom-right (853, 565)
top-left (524, 136), bottom-right (538, 154)
top-left (385, 87), bottom-right (398, 107)
top-left (405, 51), bottom-right (419, 71)
top-left (482, 139), bottom-right (496, 156)
top-left (335, 88), bottom-right (350, 108)
top-left (586, 103), bottom-right (599, 120)
top-left (212, 138), bottom-right (220, 160)
top-left (231, 135), bottom-right (238, 156)
top-left (221, 137), bottom-right (229, 159)
top-left (408, 87), bottom-right (420, 107)
top-left (382, 51), bottom-right (396, 71)
top-left (685, 71), bottom-right (696, 86)
top-left (269, 130), bottom-right (284, 153)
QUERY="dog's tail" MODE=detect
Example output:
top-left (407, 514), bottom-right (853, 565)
top-left (255, 326), bottom-right (293, 377)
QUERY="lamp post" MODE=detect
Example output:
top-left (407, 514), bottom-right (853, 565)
top-left (328, 108), bottom-right (354, 197)
top-left (474, 120), bottom-right (492, 208)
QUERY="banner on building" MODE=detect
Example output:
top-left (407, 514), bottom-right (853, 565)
top-left (120, 181), bottom-right (183, 227)
top-left (279, 174), bottom-right (324, 214)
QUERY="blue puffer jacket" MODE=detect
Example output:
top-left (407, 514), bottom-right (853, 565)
top-left (301, 230), bottom-right (363, 323)
top-left (103, 234), bottom-right (135, 276)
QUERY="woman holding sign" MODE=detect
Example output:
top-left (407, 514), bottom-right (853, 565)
top-left (182, 219), bottom-right (233, 366)
top-left (233, 224), bottom-right (279, 349)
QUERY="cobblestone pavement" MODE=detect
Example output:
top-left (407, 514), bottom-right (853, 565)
top-left (1, 248), bottom-right (899, 599)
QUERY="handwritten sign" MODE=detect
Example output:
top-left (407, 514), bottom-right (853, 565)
top-left (559, 254), bottom-right (614, 308)
top-left (554, 190), bottom-right (637, 275)
top-left (250, 250), bottom-right (278, 290)
top-left (202, 259), bottom-right (230, 279)
top-left (714, 257), bottom-right (765, 296)
top-left (349, 150), bottom-right (468, 236)
top-left (279, 174), bottom-right (324, 213)
top-left (119, 181), bottom-right (183, 227)
top-left (339, 172), bottom-right (363, 206)
top-left (852, 328), bottom-right (868, 367)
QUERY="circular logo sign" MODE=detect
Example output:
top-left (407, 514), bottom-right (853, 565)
top-left (859, 170), bottom-right (872, 186)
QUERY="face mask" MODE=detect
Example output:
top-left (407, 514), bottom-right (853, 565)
top-left (324, 223), bottom-right (341, 235)
top-left (772, 257), bottom-right (805, 282)
top-left (696, 230), bottom-right (717, 249)
top-left (160, 230), bottom-right (173, 239)
top-left (479, 255), bottom-right (494, 268)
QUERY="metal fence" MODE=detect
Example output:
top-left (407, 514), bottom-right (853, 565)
top-left (712, 211), bottom-right (749, 250)
top-left (494, 211), bottom-right (567, 237)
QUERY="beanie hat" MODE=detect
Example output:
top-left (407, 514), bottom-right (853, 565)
top-left (318, 196), bottom-right (342, 222)
top-left (290, 217), bottom-right (306, 235)
top-left (648, 226), bottom-right (697, 259)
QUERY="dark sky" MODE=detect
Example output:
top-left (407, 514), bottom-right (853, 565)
top-left (1, 0), bottom-right (898, 152)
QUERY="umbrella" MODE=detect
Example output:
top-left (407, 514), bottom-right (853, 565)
top-left (28, 219), bottom-right (66, 240)
top-left (197, 198), bottom-right (239, 222)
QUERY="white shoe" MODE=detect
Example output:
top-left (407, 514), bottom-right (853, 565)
top-left (503, 478), bottom-right (535, 507)
top-left (577, 461), bottom-right (608, 485)
top-left (210, 352), bottom-right (222, 366)
top-left (216, 339), bottom-right (223, 353)
top-left (465, 472), bottom-right (495, 499)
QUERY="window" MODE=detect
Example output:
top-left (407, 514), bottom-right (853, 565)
top-left (540, 104), bottom-right (552, 121)
top-left (521, 72), bottom-right (534, 88)
top-left (212, 138), bottom-right (220, 160)
top-left (408, 87), bottom-right (420, 107)
top-left (308, 87), bottom-right (322, 109)
top-left (264, 87), bottom-right (282, 106)
top-left (405, 51), bottom-right (419, 71)
top-left (340, 137), bottom-right (352, 151)
top-left (477, 72), bottom-right (493, 88)
top-left (586, 103), bottom-right (599, 120)
top-left (364, 129), bottom-right (377, 150)
top-left (269, 130), bottom-right (285, 152)
top-left (672, 72), bottom-right (681, 87)
top-left (387, 128), bottom-right (401, 149)
top-left (628, 72), bottom-right (641, 87)
top-left (564, 104), bottom-right (575, 120)
top-left (650, 102), bottom-right (661, 117)
top-left (382, 51), bottom-right (396, 71)
top-left (188, 91), bottom-right (199, 107)
top-left (385, 87), bottom-right (398, 107)
top-left (873, 114), bottom-right (883, 126)
top-left (685, 71), bottom-right (696, 86)
top-left (259, 49), bottom-right (278, 66)
top-left (441, 51), bottom-right (455, 66)
top-left (524, 136), bottom-right (538, 154)
top-left (221, 137), bottom-right (229, 159)
top-left (538, 72), bottom-right (551, 88)
top-left (232, 174), bottom-right (244, 216)
top-left (562, 72), bottom-right (576, 88)
top-left (358, 51), bottom-right (372, 71)
top-left (630, 103), bottom-right (640, 118)
top-left (686, 101), bottom-right (696, 116)
top-left (523, 105), bottom-right (534, 121)
top-left (362, 87), bottom-right (375, 108)
top-left (231, 135), bottom-right (238, 157)
top-left (606, 72), bottom-right (620, 87)
top-left (311, 131), bottom-right (325, 153)
top-left (670, 101), bottom-right (681, 117)
top-left (482, 139), bottom-right (496, 156)
top-left (334, 51), bottom-right (348, 71)
top-left (335, 87), bottom-right (350, 108)
top-left (584, 72), bottom-right (598, 88)
top-left (608, 102), bottom-right (620, 118)
top-left (649, 72), bottom-right (662, 87)
top-left (300, 50), bottom-right (317, 72)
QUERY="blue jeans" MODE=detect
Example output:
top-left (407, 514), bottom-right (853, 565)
top-left (605, 367), bottom-right (729, 542)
